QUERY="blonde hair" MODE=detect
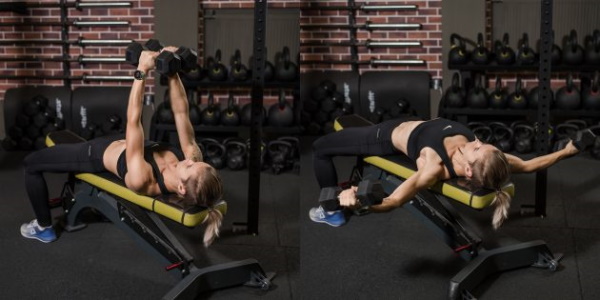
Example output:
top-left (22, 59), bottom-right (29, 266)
top-left (468, 149), bottom-right (511, 229)
top-left (181, 165), bottom-right (224, 247)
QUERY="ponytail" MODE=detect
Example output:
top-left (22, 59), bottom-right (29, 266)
top-left (491, 189), bottom-right (511, 229)
top-left (203, 207), bottom-right (223, 247)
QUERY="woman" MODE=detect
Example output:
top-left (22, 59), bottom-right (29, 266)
top-left (20, 48), bottom-right (223, 247)
top-left (309, 116), bottom-right (579, 228)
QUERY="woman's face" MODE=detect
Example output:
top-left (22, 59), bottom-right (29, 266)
top-left (176, 159), bottom-right (210, 183)
top-left (459, 139), bottom-right (495, 163)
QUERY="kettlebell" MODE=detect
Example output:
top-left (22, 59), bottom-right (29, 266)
top-left (528, 80), bottom-right (554, 109)
top-left (224, 137), bottom-right (247, 170)
top-left (220, 93), bottom-right (240, 126)
top-left (267, 140), bottom-right (293, 174)
top-left (275, 46), bottom-right (298, 82)
top-left (200, 92), bottom-right (221, 125)
top-left (471, 33), bottom-right (490, 65)
top-left (471, 124), bottom-right (494, 144)
top-left (444, 73), bottom-right (466, 108)
top-left (249, 48), bottom-right (275, 82)
top-left (229, 49), bottom-right (249, 82)
top-left (508, 77), bottom-right (528, 109)
top-left (555, 73), bottom-right (581, 110)
top-left (582, 71), bottom-right (600, 110)
top-left (513, 124), bottom-right (535, 154)
top-left (495, 33), bottom-right (516, 65)
top-left (584, 30), bottom-right (600, 64)
top-left (157, 91), bottom-right (175, 124)
top-left (207, 49), bottom-right (228, 81)
top-left (240, 102), bottom-right (267, 126)
top-left (268, 89), bottom-right (294, 127)
top-left (563, 30), bottom-right (584, 65)
top-left (188, 92), bottom-right (202, 125)
top-left (449, 33), bottom-right (469, 65)
top-left (488, 76), bottom-right (508, 109)
top-left (517, 33), bottom-right (536, 65)
top-left (489, 122), bottom-right (513, 152)
top-left (466, 74), bottom-right (489, 108)
top-left (200, 138), bottom-right (226, 169)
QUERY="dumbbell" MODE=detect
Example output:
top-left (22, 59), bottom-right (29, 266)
top-left (553, 124), bottom-right (598, 152)
top-left (125, 39), bottom-right (183, 76)
top-left (318, 180), bottom-right (386, 211)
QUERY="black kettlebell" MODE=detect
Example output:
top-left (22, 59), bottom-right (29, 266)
top-left (188, 92), bottom-right (202, 126)
top-left (268, 89), bottom-right (294, 127)
top-left (207, 49), bottom-right (228, 81)
top-left (488, 76), bottom-right (508, 109)
top-left (585, 30), bottom-right (600, 64)
top-left (495, 33), bottom-right (516, 65)
top-left (471, 33), bottom-right (490, 65)
top-left (528, 79), bottom-right (554, 109)
top-left (229, 49), bottom-right (249, 82)
top-left (157, 91), bottom-right (175, 124)
top-left (471, 124), bottom-right (494, 144)
top-left (513, 124), bottom-right (535, 154)
top-left (224, 138), bottom-right (247, 170)
top-left (200, 138), bottom-right (226, 169)
top-left (200, 92), bottom-right (221, 125)
top-left (563, 30), bottom-right (584, 65)
top-left (555, 73), bottom-right (581, 110)
top-left (240, 102), bottom-right (267, 126)
top-left (517, 33), bottom-right (536, 65)
top-left (489, 122), bottom-right (513, 152)
top-left (449, 33), bottom-right (469, 65)
top-left (508, 77), bottom-right (528, 109)
top-left (582, 71), bottom-right (600, 110)
top-left (220, 93), bottom-right (240, 126)
top-left (444, 73), bottom-right (466, 108)
top-left (275, 46), bottom-right (298, 82)
top-left (467, 74), bottom-right (488, 108)
top-left (267, 140), bottom-right (293, 174)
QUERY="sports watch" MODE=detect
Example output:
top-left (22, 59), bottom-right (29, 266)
top-left (133, 70), bottom-right (146, 80)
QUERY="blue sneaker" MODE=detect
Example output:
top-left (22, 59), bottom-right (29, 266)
top-left (309, 206), bottom-right (346, 227)
top-left (20, 219), bottom-right (57, 243)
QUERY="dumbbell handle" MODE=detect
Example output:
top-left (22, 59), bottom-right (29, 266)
top-left (318, 180), bottom-right (386, 211)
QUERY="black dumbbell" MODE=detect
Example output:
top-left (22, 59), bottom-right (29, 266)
top-left (319, 180), bottom-right (386, 211)
top-left (125, 39), bottom-right (182, 76)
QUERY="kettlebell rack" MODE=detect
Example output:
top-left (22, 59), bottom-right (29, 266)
top-left (0, 0), bottom-right (134, 87)
top-left (299, 0), bottom-right (426, 71)
top-left (442, 0), bottom-right (600, 217)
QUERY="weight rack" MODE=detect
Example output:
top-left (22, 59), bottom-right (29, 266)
top-left (0, 0), bottom-right (134, 87)
top-left (300, 0), bottom-right (426, 71)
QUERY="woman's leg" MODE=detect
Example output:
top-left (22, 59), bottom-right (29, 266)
top-left (23, 140), bottom-right (108, 227)
top-left (312, 119), bottom-right (405, 188)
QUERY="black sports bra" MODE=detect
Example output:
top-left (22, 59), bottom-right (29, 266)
top-left (116, 141), bottom-right (185, 194)
top-left (406, 118), bottom-right (475, 178)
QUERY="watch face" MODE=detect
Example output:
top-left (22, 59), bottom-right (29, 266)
top-left (134, 70), bottom-right (144, 80)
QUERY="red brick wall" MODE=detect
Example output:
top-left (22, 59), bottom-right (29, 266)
top-left (300, 1), bottom-right (443, 79)
top-left (0, 0), bottom-right (154, 101)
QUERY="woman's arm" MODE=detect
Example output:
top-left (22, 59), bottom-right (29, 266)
top-left (506, 140), bottom-right (579, 173)
top-left (162, 46), bottom-right (202, 162)
top-left (124, 51), bottom-right (157, 191)
top-left (369, 166), bottom-right (440, 212)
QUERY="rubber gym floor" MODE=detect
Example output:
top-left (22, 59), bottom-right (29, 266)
top-left (1, 137), bottom-right (600, 299)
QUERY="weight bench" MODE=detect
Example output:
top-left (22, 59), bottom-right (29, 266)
top-left (45, 130), bottom-right (274, 300)
top-left (333, 115), bottom-right (562, 300)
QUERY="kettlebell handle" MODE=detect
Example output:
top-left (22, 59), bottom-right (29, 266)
top-left (451, 72), bottom-right (461, 89)
top-left (225, 140), bottom-right (247, 156)
top-left (515, 76), bottom-right (523, 95)
top-left (566, 73), bottom-right (574, 92)
top-left (502, 33), bottom-right (510, 47)
top-left (450, 33), bottom-right (465, 49)
top-left (514, 124), bottom-right (534, 137)
top-left (521, 33), bottom-right (530, 49)
top-left (267, 140), bottom-right (292, 154)
top-left (282, 46), bottom-right (291, 69)
top-left (495, 76), bottom-right (503, 92)
top-left (592, 71), bottom-right (599, 92)
top-left (278, 89), bottom-right (287, 109)
top-left (569, 30), bottom-right (579, 51)
top-left (215, 49), bottom-right (222, 63)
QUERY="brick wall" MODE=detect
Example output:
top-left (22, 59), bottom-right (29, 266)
top-left (0, 0), bottom-right (154, 101)
top-left (300, 1), bottom-right (443, 79)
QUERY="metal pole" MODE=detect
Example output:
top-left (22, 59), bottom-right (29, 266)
top-left (0, 38), bottom-right (134, 45)
top-left (247, 0), bottom-right (268, 236)
top-left (0, 20), bottom-right (129, 27)
top-left (60, 0), bottom-right (71, 88)
top-left (533, 0), bottom-right (554, 217)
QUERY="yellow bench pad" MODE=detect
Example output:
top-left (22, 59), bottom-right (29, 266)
top-left (46, 130), bottom-right (226, 227)
top-left (333, 115), bottom-right (515, 209)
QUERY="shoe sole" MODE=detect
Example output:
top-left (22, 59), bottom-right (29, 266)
top-left (309, 215), bottom-right (344, 227)
top-left (20, 228), bottom-right (56, 244)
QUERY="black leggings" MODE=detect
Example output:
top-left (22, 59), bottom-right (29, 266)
top-left (312, 117), bottom-right (419, 189)
top-left (23, 135), bottom-right (121, 227)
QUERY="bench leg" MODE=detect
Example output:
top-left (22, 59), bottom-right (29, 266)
top-left (448, 240), bottom-right (562, 300)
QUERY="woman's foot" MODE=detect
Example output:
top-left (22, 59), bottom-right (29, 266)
top-left (309, 206), bottom-right (346, 227)
top-left (20, 219), bottom-right (57, 243)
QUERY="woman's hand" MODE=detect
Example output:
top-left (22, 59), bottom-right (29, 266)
top-left (338, 186), bottom-right (359, 208)
top-left (563, 140), bottom-right (579, 157)
top-left (138, 50), bottom-right (158, 73)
